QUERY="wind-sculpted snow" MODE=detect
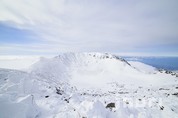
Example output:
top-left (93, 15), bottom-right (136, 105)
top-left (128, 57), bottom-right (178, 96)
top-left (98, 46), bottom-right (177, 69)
top-left (0, 53), bottom-right (178, 118)
top-left (0, 69), bottom-right (40, 118)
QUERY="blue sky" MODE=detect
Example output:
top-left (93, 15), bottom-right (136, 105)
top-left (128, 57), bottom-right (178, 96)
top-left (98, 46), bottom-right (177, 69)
top-left (0, 0), bottom-right (178, 56)
top-left (0, 23), bottom-right (37, 44)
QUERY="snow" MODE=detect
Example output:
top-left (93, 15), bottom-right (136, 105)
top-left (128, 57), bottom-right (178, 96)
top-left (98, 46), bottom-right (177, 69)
top-left (0, 53), bottom-right (178, 118)
top-left (128, 61), bottom-right (157, 73)
top-left (0, 56), bottom-right (40, 70)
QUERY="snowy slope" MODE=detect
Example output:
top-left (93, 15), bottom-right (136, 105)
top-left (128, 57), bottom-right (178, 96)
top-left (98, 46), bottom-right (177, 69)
top-left (128, 61), bottom-right (157, 73)
top-left (0, 53), bottom-right (178, 118)
top-left (30, 53), bottom-right (177, 88)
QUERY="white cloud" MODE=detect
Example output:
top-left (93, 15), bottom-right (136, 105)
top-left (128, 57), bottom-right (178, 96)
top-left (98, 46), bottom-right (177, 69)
top-left (0, 0), bottom-right (178, 55)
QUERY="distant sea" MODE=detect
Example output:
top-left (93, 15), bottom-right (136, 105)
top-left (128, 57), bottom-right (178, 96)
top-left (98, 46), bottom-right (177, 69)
top-left (122, 56), bottom-right (178, 71)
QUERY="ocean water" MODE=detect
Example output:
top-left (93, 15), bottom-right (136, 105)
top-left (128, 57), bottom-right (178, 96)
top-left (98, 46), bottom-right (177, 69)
top-left (123, 56), bottom-right (178, 71)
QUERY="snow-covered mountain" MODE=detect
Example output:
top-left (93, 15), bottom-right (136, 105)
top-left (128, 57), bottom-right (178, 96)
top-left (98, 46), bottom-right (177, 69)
top-left (0, 53), bottom-right (178, 118)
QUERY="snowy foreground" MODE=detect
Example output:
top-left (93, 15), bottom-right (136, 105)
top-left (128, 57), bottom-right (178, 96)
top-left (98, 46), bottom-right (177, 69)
top-left (0, 53), bottom-right (178, 118)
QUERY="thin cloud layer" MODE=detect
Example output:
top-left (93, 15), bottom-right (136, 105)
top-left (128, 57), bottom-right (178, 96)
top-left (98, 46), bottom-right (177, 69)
top-left (0, 0), bottom-right (178, 56)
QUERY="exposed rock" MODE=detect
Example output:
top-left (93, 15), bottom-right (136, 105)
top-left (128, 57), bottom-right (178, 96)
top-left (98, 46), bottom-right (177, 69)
top-left (160, 106), bottom-right (164, 110)
top-left (45, 95), bottom-right (49, 98)
top-left (118, 92), bottom-right (129, 94)
top-left (64, 99), bottom-right (69, 103)
top-left (165, 71), bottom-right (172, 74)
top-left (56, 87), bottom-right (64, 95)
top-left (106, 103), bottom-right (115, 109)
top-left (159, 88), bottom-right (169, 90)
top-left (172, 93), bottom-right (178, 97)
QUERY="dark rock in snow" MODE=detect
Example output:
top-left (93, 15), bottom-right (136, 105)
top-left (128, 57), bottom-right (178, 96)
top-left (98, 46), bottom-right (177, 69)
top-left (160, 106), bottom-right (164, 110)
top-left (56, 87), bottom-right (64, 95)
top-left (45, 96), bottom-right (49, 98)
top-left (118, 92), bottom-right (129, 94)
top-left (159, 88), bottom-right (169, 90)
top-left (64, 99), bottom-right (69, 103)
top-left (165, 71), bottom-right (172, 74)
top-left (106, 103), bottom-right (115, 109)
top-left (172, 93), bottom-right (178, 97)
